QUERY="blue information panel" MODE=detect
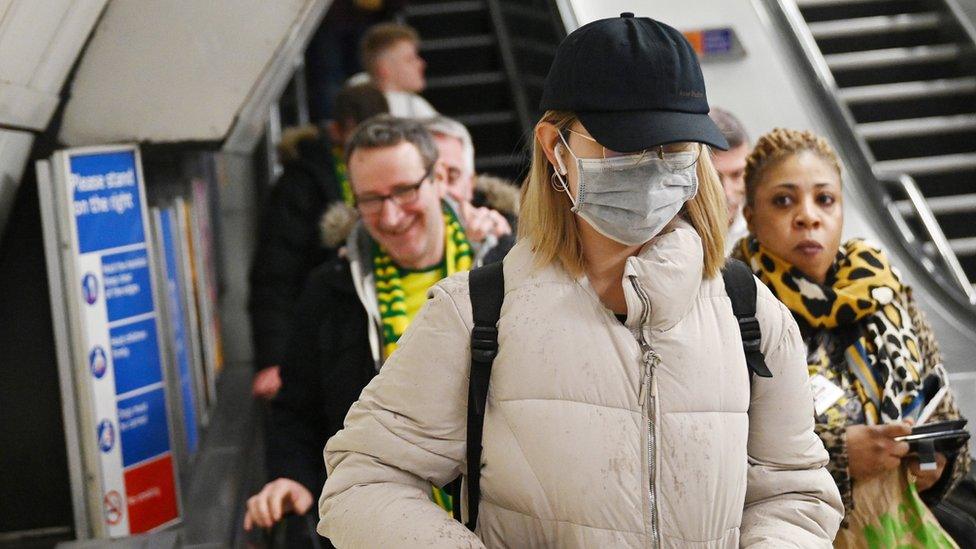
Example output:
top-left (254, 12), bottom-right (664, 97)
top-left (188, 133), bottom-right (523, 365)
top-left (159, 210), bottom-right (199, 454)
top-left (63, 146), bottom-right (179, 535)
top-left (103, 249), bottom-right (154, 323)
top-left (71, 150), bottom-right (146, 254)
top-left (117, 388), bottom-right (171, 468)
top-left (109, 319), bottom-right (163, 396)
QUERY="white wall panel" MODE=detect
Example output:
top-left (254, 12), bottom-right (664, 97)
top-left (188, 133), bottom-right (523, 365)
top-left (59, 0), bottom-right (327, 151)
top-left (0, 0), bottom-right (105, 129)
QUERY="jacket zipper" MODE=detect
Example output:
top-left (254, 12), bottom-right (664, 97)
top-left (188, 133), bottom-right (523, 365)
top-left (629, 275), bottom-right (661, 549)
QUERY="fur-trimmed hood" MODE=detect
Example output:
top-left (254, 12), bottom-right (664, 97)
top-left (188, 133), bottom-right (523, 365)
top-left (277, 124), bottom-right (323, 163)
top-left (319, 174), bottom-right (520, 249)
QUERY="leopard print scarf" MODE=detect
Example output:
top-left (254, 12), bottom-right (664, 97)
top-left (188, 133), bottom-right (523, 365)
top-left (738, 237), bottom-right (938, 424)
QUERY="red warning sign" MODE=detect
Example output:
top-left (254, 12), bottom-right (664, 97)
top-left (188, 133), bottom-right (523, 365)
top-left (104, 490), bottom-right (123, 525)
top-left (124, 453), bottom-right (178, 533)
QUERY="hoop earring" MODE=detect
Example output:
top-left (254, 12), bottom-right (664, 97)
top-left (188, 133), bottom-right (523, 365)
top-left (550, 171), bottom-right (567, 192)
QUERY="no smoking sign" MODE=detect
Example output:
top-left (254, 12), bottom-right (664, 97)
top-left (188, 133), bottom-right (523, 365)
top-left (103, 490), bottom-right (123, 525)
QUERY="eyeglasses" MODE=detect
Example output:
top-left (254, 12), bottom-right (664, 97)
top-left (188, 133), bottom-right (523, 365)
top-left (563, 128), bottom-right (703, 172)
top-left (355, 167), bottom-right (432, 215)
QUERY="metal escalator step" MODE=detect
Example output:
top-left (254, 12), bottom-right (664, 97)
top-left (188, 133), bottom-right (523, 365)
top-left (949, 237), bottom-right (976, 257)
top-left (808, 13), bottom-right (941, 39)
top-left (500, 2), bottom-right (552, 24)
top-left (894, 193), bottom-right (976, 216)
top-left (422, 34), bottom-right (495, 52)
top-left (405, 0), bottom-right (486, 17)
top-left (797, 0), bottom-right (894, 7)
top-left (922, 237), bottom-right (976, 258)
top-left (875, 152), bottom-right (976, 176)
top-left (476, 153), bottom-right (522, 170)
top-left (426, 71), bottom-right (506, 90)
top-left (839, 77), bottom-right (976, 103)
top-left (826, 44), bottom-right (964, 71)
top-left (455, 111), bottom-right (516, 126)
top-left (512, 38), bottom-right (559, 57)
top-left (859, 114), bottom-right (976, 139)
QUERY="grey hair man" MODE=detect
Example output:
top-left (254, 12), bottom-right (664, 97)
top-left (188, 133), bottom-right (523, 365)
top-left (708, 107), bottom-right (751, 254)
top-left (421, 115), bottom-right (512, 247)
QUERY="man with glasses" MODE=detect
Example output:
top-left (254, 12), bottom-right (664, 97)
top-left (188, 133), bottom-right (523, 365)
top-left (243, 115), bottom-right (510, 547)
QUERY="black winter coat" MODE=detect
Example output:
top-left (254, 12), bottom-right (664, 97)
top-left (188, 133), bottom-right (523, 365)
top-left (248, 132), bottom-right (343, 370)
top-left (265, 259), bottom-right (375, 495)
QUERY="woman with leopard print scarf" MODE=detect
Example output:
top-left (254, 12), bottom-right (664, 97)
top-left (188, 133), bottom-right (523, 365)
top-left (732, 128), bottom-right (970, 541)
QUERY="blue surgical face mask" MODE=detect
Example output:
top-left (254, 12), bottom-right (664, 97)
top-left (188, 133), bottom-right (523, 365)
top-left (553, 133), bottom-right (700, 246)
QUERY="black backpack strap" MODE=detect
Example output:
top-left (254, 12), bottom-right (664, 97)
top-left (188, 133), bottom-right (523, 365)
top-left (722, 259), bottom-right (772, 379)
top-left (462, 261), bottom-right (505, 530)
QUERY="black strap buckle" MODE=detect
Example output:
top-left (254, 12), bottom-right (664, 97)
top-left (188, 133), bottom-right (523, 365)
top-left (738, 316), bottom-right (772, 378)
top-left (471, 325), bottom-right (498, 363)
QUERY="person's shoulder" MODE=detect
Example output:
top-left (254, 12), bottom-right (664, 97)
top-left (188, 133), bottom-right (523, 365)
top-left (430, 270), bottom-right (471, 301)
top-left (304, 256), bottom-right (356, 298)
top-left (703, 261), bottom-right (798, 349)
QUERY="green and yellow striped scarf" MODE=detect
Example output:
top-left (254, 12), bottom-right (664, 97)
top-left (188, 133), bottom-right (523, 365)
top-left (373, 203), bottom-right (473, 358)
top-left (331, 145), bottom-right (354, 207)
top-left (372, 203), bottom-right (473, 514)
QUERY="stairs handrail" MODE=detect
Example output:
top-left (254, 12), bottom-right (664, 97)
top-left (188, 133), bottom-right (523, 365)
top-left (881, 173), bottom-right (976, 304)
top-left (760, 0), bottom-right (976, 316)
top-left (484, 0), bottom-right (535, 136)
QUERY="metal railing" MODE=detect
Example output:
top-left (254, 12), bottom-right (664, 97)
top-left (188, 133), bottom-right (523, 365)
top-left (882, 173), bottom-right (976, 304)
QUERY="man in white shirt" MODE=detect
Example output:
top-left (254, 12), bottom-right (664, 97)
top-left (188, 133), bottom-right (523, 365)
top-left (709, 107), bottom-right (751, 254)
top-left (348, 22), bottom-right (437, 118)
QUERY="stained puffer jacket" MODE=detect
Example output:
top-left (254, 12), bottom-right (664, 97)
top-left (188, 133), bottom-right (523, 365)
top-left (318, 220), bottom-right (844, 548)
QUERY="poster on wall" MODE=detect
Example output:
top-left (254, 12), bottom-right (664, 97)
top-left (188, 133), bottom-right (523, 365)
top-left (37, 145), bottom-right (181, 538)
top-left (173, 198), bottom-right (210, 425)
top-left (151, 207), bottom-right (200, 459)
top-left (187, 180), bottom-right (222, 405)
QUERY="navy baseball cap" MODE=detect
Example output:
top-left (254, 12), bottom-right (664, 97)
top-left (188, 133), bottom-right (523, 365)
top-left (540, 13), bottom-right (729, 152)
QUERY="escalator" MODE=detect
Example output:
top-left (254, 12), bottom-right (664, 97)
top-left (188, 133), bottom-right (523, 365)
top-left (404, 0), bottom-right (565, 182)
top-left (777, 0), bottom-right (976, 307)
top-left (752, 0), bottom-right (976, 433)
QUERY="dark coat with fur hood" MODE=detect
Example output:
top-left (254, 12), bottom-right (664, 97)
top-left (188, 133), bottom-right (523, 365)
top-left (248, 126), bottom-right (343, 370)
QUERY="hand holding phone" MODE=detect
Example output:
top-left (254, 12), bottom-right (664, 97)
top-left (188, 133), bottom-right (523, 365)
top-left (895, 419), bottom-right (970, 472)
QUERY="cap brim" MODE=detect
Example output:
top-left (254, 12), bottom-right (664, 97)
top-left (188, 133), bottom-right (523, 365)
top-left (577, 110), bottom-right (730, 152)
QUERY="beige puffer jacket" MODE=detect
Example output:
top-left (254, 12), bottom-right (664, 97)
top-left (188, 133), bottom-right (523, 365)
top-left (318, 221), bottom-right (843, 548)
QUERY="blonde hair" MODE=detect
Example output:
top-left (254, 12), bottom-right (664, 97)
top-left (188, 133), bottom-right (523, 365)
top-left (518, 110), bottom-right (728, 278)
top-left (744, 128), bottom-right (841, 206)
top-left (360, 23), bottom-right (420, 75)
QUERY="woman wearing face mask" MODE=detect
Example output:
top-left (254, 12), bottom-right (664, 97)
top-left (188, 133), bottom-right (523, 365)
top-left (733, 128), bottom-right (970, 545)
top-left (317, 15), bottom-right (842, 548)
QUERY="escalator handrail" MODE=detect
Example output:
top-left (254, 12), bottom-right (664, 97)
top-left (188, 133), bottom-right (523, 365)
top-left (485, 0), bottom-right (535, 135)
top-left (763, 0), bottom-right (976, 317)
top-left (882, 173), bottom-right (976, 305)
top-left (550, 0), bottom-right (580, 33)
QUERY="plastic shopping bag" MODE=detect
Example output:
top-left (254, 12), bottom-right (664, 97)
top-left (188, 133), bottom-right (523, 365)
top-left (834, 467), bottom-right (957, 548)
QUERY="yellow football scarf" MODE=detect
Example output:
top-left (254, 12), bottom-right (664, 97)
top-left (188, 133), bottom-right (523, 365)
top-left (372, 203), bottom-right (472, 514)
top-left (373, 204), bottom-right (473, 360)
top-left (331, 145), bottom-right (354, 207)
top-left (738, 237), bottom-right (931, 424)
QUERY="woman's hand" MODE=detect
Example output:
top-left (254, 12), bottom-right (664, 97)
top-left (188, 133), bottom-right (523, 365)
top-left (846, 422), bottom-right (912, 480)
top-left (905, 453), bottom-right (948, 492)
